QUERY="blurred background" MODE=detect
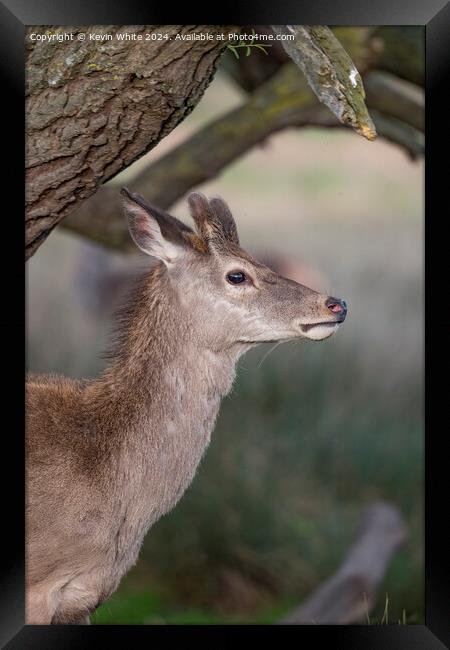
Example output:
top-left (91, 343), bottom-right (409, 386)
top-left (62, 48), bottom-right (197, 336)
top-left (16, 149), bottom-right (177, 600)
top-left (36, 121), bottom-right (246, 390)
top-left (27, 27), bottom-right (423, 624)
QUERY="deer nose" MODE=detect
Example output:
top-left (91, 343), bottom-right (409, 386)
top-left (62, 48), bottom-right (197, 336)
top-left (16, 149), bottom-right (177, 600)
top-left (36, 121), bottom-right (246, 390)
top-left (325, 297), bottom-right (347, 319)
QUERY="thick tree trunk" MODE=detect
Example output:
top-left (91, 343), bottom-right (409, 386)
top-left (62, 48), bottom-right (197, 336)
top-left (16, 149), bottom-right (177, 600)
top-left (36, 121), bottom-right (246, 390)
top-left (25, 25), bottom-right (232, 259)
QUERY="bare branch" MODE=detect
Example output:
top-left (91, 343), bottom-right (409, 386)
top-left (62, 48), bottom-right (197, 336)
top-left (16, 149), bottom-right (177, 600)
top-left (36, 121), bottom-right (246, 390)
top-left (364, 71), bottom-right (424, 132)
top-left (271, 25), bottom-right (377, 140)
top-left (63, 62), bottom-right (423, 251)
top-left (370, 26), bottom-right (424, 86)
top-left (299, 105), bottom-right (424, 160)
top-left (369, 111), bottom-right (424, 160)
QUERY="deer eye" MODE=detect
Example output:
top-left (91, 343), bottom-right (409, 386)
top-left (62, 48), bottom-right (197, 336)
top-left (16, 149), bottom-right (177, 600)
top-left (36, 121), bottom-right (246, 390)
top-left (227, 271), bottom-right (246, 285)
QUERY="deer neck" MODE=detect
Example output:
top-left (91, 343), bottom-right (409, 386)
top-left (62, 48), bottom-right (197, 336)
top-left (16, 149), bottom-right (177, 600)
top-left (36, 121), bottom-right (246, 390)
top-left (86, 263), bottom-right (238, 479)
top-left (81, 264), bottom-right (242, 572)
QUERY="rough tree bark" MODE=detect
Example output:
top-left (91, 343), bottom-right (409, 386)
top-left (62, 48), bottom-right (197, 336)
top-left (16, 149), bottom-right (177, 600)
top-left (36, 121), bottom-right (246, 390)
top-left (63, 63), bottom-right (317, 250)
top-left (25, 25), bottom-right (234, 259)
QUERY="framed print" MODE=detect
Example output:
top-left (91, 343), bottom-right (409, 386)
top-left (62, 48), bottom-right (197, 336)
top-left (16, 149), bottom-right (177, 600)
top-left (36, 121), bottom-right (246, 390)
top-left (1, 1), bottom-right (448, 647)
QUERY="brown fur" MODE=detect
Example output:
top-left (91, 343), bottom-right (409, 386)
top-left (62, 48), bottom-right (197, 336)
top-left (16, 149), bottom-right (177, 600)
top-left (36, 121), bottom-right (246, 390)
top-left (26, 191), bottom-right (346, 624)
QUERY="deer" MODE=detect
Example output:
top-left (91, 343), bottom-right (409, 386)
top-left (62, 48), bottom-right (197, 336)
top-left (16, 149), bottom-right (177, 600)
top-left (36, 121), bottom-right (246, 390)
top-left (26, 189), bottom-right (348, 624)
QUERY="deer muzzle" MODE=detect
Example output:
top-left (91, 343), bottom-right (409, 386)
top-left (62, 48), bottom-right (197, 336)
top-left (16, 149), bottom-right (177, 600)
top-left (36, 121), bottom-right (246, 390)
top-left (297, 296), bottom-right (348, 341)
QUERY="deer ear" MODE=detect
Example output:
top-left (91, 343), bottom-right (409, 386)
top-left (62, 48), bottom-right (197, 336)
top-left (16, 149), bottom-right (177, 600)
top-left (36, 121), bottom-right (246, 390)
top-left (188, 192), bottom-right (240, 247)
top-left (209, 197), bottom-right (239, 245)
top-left (187, 192), bottom-right (216, 242)
top-left (121, 188), bottom-right (188, 264)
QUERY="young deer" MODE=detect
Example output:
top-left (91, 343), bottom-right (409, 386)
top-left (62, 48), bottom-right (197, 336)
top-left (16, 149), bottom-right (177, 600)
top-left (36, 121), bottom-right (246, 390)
top-left (26, 189), bottom-right (347, 624)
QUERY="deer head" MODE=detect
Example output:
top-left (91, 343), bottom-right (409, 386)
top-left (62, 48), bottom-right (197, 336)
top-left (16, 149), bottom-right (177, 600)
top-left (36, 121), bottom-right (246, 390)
top-left (121, 188), bottom-right (347, 350)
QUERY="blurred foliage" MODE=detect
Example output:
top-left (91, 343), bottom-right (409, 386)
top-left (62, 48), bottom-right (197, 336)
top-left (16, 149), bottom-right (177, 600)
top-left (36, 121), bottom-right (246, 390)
top-left (93, 335), bottom-right (423, 624)
top-left (372, 26), bottom-right (424, 85)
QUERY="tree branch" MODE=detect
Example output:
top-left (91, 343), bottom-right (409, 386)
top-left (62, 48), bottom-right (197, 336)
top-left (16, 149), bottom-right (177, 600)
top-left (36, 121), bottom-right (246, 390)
top-left (364, 71), bottom-right (424, 132)
top-left (297, 105), bottom-right (424, 160)
top-left (63, 61), bottom-right (424, 251)
top-left (224, 27), bottom-right (423, 95)
top-left (370, 26), bottom-right (424, 86)
top-left (369, 111), bottom-right (424, 160)
top-left (271, 25), bottom-right (376, 140)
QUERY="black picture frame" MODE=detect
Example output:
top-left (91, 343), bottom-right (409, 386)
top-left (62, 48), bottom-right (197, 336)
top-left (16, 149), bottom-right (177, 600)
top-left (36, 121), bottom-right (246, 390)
top-left (1, 1), bottom-right (447, 647)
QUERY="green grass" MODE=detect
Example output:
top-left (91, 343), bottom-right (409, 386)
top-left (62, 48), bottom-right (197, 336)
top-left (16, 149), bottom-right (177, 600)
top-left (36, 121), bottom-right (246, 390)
top-left (92, 584), bottom-right (295, 625)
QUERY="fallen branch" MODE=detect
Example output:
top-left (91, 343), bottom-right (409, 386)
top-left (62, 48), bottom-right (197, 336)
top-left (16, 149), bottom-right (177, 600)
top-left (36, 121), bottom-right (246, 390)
top-left (280, 501), bottom-right (407, 625)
